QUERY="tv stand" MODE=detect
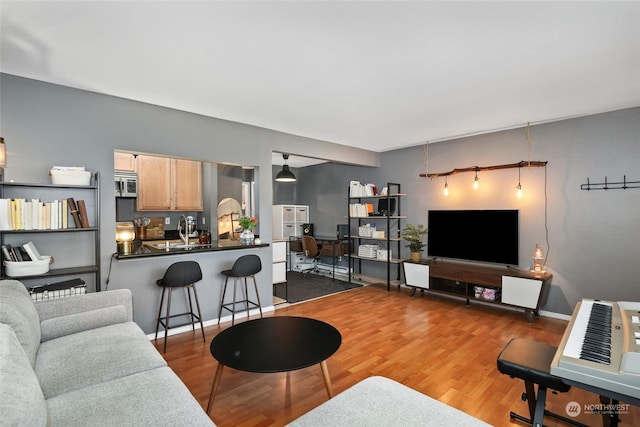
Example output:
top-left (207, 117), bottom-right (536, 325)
top-left (402, 259), bottom-right (552, 322)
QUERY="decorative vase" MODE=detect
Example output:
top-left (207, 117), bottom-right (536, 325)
top-left (240, 228), bottom-right (255, 245)
top-left (410, 251), bottom-right (422, 262)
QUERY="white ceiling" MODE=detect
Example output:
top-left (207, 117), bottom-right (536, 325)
top-left (1, 1), bottom-right (639, 157)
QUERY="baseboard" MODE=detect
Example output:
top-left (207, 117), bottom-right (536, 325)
top-left (146, 305), bottom-right (275, 340)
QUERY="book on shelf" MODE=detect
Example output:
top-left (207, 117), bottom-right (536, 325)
top-left (349, 203), bottom-right (374, 218)
top-left (77, 200), bottom-right (90, 228)
top-left (349, 181), bottom-right (380, 197)
top-left (22, 241), bottom-right (42, 261)
top-left (1, 241), bottom-right (44, 263)
top-left (67, 198), bottom-right (82, 228)
top-left (1, 245), bottom-right (13, 262)
top-left (0, 197), bottom-right (76, 230)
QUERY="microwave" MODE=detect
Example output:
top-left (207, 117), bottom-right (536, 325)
top-left (115, 172), bottom-right (137, 197)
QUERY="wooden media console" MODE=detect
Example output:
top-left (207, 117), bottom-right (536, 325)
top-left (403, 259), bottom-right (552, 322)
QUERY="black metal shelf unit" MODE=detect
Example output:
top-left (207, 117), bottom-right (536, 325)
top-left (346, 182), bottom-right (405, 291)
top-left (0, 173), bottom-right (101, 291)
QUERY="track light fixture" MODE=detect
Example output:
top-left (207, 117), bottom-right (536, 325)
top-left (275, 154), bottom-right (296, 182)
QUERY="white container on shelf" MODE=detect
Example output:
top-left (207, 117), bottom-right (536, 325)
top-left (358, 244), bottom-right (379, 258)
top-left (49, 168), bottom-right (92, 185)
top-left (4, 256), bottom-right (52, 277)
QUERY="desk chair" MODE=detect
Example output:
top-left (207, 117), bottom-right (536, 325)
top-left (300, 236), bottom-right (321, 276)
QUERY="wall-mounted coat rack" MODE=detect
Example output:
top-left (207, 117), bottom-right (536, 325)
top-left (580, 176), bottom-right (640, 191)
top-left (419, 160), bottom-right (547, 178)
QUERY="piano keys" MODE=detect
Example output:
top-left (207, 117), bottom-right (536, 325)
top-left (551, 299), bottom-right (640, 404)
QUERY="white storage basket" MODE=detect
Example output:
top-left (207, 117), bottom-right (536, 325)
top-left (358, 225), bottom-right (375, 237)
top-left (358, 244), bottom-right (379, 258)
top-left (4, 256), bottom-right (52, 277)
top-left (50, 169), bottom-right (92, 185)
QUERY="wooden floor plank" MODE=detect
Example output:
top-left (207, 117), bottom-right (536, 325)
top-left (157, 284), bottom-right (639, 427)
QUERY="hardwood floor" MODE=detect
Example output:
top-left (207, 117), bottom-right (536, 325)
top-left (157, 284), bottom-right (639, 427)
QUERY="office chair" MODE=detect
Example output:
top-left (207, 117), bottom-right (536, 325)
top-left (300, 235), bottom-right (320, 276)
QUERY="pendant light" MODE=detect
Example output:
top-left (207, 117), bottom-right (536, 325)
top-left (443, 176), bottom-right (449, 196)
top-left (473, 170), bottom-right (479, 190)
top-left (275, 154), bottom-right (296, 182)
top-left (516, 167), bottom-right (522, 199)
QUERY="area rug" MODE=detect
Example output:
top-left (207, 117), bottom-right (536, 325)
top-left (274, 271), bottom-right (362, 303)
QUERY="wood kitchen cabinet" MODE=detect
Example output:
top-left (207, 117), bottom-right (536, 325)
top-left (136, 155), bottom-right (202, 211)
top-left (173, 158), bottom-right (203, 211)
top-left (114, 152), bottom-right (136, 172)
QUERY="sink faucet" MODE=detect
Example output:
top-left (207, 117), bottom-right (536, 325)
top-left (178, 215), bottom-right (189, 245)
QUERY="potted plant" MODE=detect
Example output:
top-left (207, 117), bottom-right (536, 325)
top-left (402, 223), bottom-right (427, 261)
top-left (238, 216), bottom-right (258, 245)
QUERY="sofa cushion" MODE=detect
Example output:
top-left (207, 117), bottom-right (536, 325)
top-left (0, 323), bottom-right (47, 427)
top-left (0, 280), bottom-right (41, 367)
top-left (40, 304), bottom-right (128, 342)
top-left (46, 367), bottom-right (215, 427)
top-left (286, 376), bottom-right (491, 426)
top-left (36, 322), bottom-right (167, 399)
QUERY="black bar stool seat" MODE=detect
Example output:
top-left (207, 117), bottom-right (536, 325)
top-left (154, 261), bottom-right (206, 353)
top-left (218, 254), bottom-right (264, 325)
top-left (497, 338), bottom-right (587, 427)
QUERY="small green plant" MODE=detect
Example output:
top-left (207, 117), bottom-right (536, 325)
top-left (402, 223), bottom-right (428, 252)
top-left (239, 216), bottom-right (258, 231)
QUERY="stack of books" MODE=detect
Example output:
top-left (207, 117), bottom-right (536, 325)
top-left (0, 197), bottom-right (90, 230)
top-left (2, 241), bottom-right (52, 277)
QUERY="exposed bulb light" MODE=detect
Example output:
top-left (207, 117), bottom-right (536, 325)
top-left (443, 177), bottom-right (449, 196)
top-left (275, 153), bottom-right (297, 182)
top-left (516, 167), bottom-right (522, 199)
top-left (473, 171), bottom-right (479, 190)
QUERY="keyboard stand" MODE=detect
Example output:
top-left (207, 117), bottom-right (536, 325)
top-left (497, 338), bottom-right (589, 427)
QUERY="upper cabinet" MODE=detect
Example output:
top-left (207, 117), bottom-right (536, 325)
top-left (136, 155), bottom-right (203, 211)
top-left (173, 158), bottom-right (203, 211)
top-left (114, 152), bottom-right (136, 172)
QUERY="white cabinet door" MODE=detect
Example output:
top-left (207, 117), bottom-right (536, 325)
top-left (501, 276), bottom-right (543, 309)
top-left (273, 241), bottom-right (287, 262)
top-left (403, 262), bottom-right (429, 289)
top-left (272, 241), bottom-right (287, 284)
top-left (273, 262), bottom-right (287, 284)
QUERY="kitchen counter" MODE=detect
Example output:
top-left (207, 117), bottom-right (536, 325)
top-left (109, 239), bottom-right (273, 334)
top-left (116, 240), bottom-right (270, 259)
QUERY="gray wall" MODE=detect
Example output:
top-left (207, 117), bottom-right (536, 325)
top-left (295, 108), bottom-right (640, 315)
top-left (0, 73), bottom-right (379, 332)
top-left (2, 73), bottom-right (639, 318)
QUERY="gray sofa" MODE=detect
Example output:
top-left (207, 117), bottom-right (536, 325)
top-left (287, 376), bottom-right (491, 427)
top-left (0, 279), bottom-right (214, 427)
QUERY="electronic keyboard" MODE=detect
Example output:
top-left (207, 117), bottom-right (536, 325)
top-left (551, 299), bottom-right (640, 402)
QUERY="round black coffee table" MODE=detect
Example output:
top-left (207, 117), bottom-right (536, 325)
top-left (206, 316), bottom-right (341, 413)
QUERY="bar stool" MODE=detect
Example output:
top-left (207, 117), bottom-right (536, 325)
top-left (218, 254), bottom-right (263, 325)
top-left (154, 261), bottom-right (206, 353)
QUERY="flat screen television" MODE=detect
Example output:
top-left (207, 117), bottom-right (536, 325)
top-left (427, 210), bottom-right (519, 265)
